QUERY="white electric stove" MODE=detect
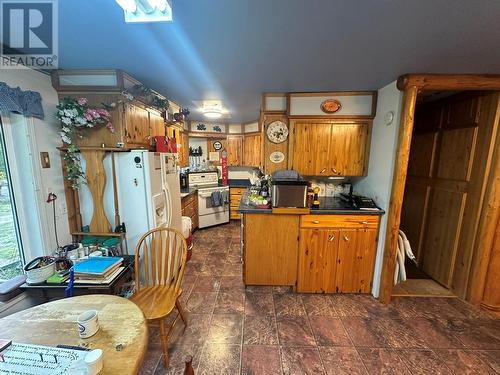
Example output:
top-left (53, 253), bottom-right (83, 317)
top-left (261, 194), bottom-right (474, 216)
top-left (188, 171), bottom-right (229, 228)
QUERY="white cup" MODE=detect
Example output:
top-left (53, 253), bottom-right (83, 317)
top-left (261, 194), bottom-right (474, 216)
top-left (77, 310), bottom-right (100, 339)
top-left (85, 349), bottom-right (103, 375)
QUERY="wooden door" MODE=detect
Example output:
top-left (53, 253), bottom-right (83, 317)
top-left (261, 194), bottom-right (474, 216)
top-left (243, 134), bottom-right (262, 167)
top-left (329, 123), bottom-right (369, 176)
top-left (124, 104), bottom-right (150, 146)
top-left (291, 122), bottom-right (331, 176)
top-left (226, 136), bottom-right (243, 166)
top-left (297, 229), bottom-right (339, 293)
top-left (335, 229), bottom-right (377, 293)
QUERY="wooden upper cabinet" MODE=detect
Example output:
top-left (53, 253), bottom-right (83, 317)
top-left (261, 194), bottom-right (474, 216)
top-left (292, 122), bottom-right (331, 175)
top-left (178, 132), bottom-right (189, 168)
top-left (226, 136), bottom-right (243, 166)
top-left (243, 134), bottom-right (262, 167)
top-left (291, 121), bottom-right (369, 176)
top-left (329, 123), bottom-right (369, 176)
top-left (124, 104), bottom-right (150, 147)
top-left (149, 111), bottom-right (165, 137)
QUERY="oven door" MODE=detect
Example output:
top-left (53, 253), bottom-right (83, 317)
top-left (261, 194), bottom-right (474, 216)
top-left (198, 189), bottom-right (229, 215)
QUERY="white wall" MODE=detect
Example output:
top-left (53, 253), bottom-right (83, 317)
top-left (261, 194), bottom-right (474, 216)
top-left (1, 68), bottom-right (71, 258)
top-left (354, 81), bottom-right (403, 297)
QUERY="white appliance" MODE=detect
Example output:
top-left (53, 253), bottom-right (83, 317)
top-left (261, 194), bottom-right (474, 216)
top-left (79, 151), bottom-right (182, 254)
top-left (188, 171), bottom-right (229, 228)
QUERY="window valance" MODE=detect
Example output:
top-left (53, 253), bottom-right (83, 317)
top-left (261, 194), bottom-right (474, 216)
top-left (0, 82), bottom-right (44, 119)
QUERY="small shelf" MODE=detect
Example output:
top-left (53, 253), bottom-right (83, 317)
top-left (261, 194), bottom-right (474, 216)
top-left (71, 231), bottom-right (125, 237)
top-left (57, 146), bottom-right (137, 152)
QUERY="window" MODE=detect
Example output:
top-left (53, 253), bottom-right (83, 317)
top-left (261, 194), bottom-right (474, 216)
top-left (0, 120), bottom-right (24, 281)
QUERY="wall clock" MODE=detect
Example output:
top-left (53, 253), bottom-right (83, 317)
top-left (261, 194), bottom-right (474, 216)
top-left (213, 140), bottom-right (222, 150)
top-left (320, 99), bottom-right (342, 114)
top-left (266, 121), bottom-right (288, 144)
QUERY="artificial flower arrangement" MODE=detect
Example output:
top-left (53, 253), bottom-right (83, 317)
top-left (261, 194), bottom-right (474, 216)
top-left (56, 97), bottom-right (114, 189)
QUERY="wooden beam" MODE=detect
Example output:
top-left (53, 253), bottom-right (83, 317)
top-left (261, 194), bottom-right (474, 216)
top-left (378, 86), bottom-right (419, 304)
top-left (397, 74), bottom-right (500, 91)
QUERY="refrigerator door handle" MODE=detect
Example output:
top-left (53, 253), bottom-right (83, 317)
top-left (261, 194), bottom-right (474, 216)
top-left (163, 186), bottom-right (173, 228)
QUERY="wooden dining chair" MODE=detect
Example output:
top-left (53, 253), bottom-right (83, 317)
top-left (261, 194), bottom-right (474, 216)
top-left (130, 227), bottom-right (188, 367)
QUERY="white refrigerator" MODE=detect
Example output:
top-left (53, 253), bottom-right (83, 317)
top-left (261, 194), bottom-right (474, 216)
top-left (79, 151), bottom-right (182, 254)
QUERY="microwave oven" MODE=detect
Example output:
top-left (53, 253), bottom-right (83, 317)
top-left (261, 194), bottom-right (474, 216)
top-left (271, 181), bottom-right (308, 208)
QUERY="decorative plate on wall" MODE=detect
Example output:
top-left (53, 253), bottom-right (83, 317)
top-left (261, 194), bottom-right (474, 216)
top-left (213, 140), bottom-right (222, 150)
top-left (269, 151), bottom-right (285, 164)
top-left (320, 99), bottom-right (342, 114)
top-left (266, 121), bottom-right (289, 144)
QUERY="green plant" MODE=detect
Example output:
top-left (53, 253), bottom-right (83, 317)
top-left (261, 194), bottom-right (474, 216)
top-left (63, 144), bottom-right (85, 190)
top-left (56, 97), bottom-right (114, 189)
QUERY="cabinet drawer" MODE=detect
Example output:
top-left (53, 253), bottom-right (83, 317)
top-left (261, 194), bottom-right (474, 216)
top-left (230, 187), bottom-right (247, 195)
top-left (301, 215), bottom-right (379, 229)
top-left (229, 195), bottom-right (241, 206)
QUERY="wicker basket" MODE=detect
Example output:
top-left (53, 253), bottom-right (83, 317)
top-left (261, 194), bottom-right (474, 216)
top-left (24, 258), bottom-right (56, 284)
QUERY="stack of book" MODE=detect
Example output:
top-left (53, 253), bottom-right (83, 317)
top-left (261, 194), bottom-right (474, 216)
top-left (72, 257), bottom-right (124, 284)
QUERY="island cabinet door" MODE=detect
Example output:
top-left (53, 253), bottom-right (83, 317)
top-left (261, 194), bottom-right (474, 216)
top-left (297, 229), bottom-right (339, 293)
top-left (335, 228), bottom-right (378, 293)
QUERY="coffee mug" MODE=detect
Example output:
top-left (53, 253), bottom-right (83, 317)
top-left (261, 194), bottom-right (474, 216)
top-left (77, 310), bottom-right (100, 339)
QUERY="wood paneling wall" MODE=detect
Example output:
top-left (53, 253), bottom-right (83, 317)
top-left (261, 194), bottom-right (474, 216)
top-left (400, 92), bottom-right (500, 297)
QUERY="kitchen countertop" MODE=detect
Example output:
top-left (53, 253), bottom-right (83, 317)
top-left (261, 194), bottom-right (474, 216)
top-left (238, 195), bottom-right (385, 215)
top-left (180, 187), bottom-right (198, 198)
top-left (181, 179), bottom-right (251, 198)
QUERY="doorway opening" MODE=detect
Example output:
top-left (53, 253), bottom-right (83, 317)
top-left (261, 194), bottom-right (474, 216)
top-left (393, 90), bottom-right (500, 299)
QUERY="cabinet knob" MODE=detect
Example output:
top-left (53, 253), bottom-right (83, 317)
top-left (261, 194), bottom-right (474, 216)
top-left (312, 220), bottom-right (320, 224)
top-left (328, 235), bottom-right (335, 242)
top-left (360, 221), bottom-right (369, 224)
top-left (344, 236), bottom-right (350, 241)
top-left (331, 167), bottom-right (338, 174)
top-left (320, 168), bottom-right (326, 174)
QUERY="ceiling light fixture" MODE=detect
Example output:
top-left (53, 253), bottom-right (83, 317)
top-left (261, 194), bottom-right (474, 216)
top-left (203, 105), bottom-right (223, 119)
top-left (115, 0), bottom-right (172, 23)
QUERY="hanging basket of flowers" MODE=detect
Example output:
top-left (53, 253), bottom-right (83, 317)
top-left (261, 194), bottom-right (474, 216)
top-left (56, 97), bottom-right (115, 189)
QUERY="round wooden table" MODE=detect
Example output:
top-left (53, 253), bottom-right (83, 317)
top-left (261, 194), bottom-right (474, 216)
top-left (0, 295), bottom-right (148, 375)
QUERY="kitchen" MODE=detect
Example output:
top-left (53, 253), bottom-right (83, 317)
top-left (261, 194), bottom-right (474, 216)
top-left (0, 1), bottom-right (499, 374)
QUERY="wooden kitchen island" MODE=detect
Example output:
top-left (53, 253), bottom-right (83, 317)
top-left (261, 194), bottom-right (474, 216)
top-left (239, 197), bottom-right (384, 294)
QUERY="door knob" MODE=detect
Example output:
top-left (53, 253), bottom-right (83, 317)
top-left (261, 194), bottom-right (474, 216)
top-left (331, 167), bottom-right (338, 174)
top-left (320, 168), bottom-right (326, 174)
top-left (328, 235), bottom-right (335, 242)
top-left (344, 236), bottom-right (350, 241)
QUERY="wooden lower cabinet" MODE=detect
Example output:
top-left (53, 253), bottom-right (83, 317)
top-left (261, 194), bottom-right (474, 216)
top-left (229, 187), bottom-right (247, 220)
top-left (297, 229), bottom-right (339, 293)
top-left (335, 228), bottom-right (378, 293)
top-left (181, 192), bottom-right (198, 230)
top-left (244, 214), bottom-right (299, 285)
top-left (297, 216), bottom-right (379, 294)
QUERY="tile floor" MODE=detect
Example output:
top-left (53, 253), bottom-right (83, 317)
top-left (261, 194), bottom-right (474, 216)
top-left (139, 221), bottom-right (500, 375)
